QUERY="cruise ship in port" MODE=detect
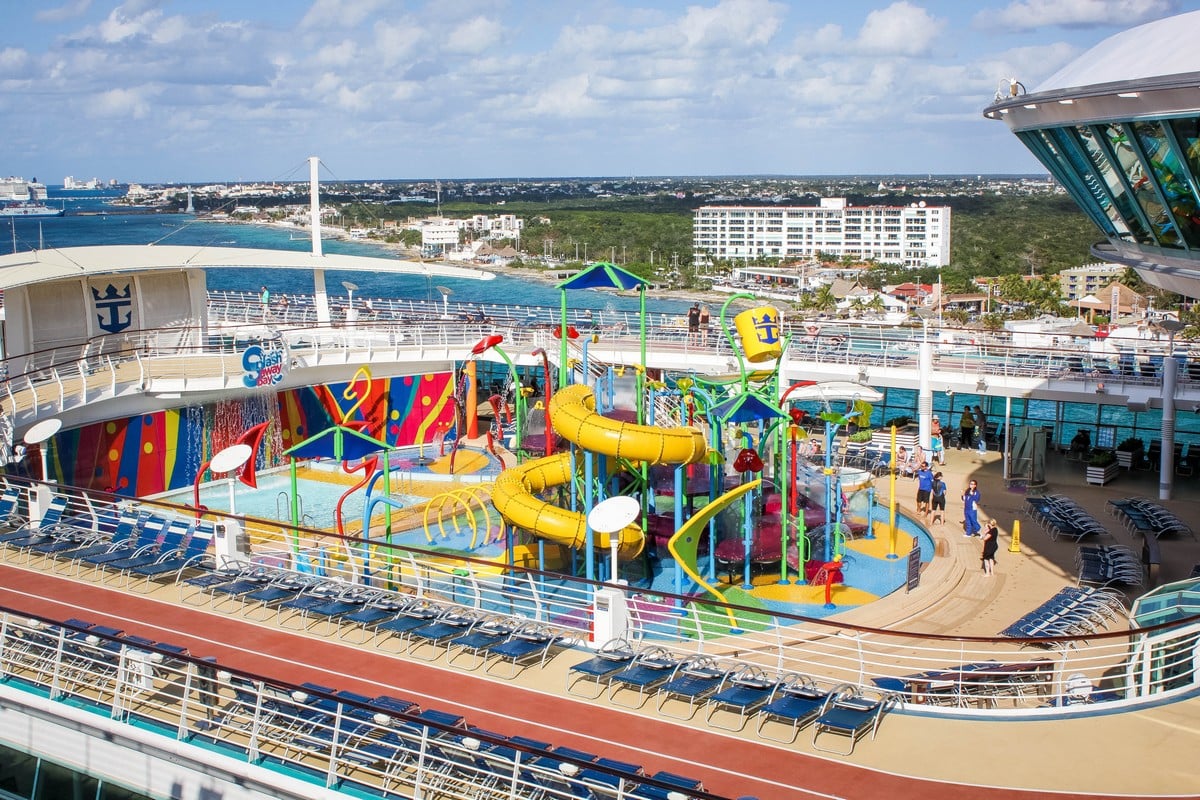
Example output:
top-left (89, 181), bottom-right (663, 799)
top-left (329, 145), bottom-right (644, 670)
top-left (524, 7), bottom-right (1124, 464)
top-left (0, 11), bottom-right (1200, 800)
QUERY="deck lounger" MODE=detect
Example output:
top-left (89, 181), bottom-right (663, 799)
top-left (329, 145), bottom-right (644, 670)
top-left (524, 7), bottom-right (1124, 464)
top-left (634, 770), bottom-right (706, 800)
top-left (49, 511), bottom-right (148, 572)
top-left (67, 514), bottom-right (167, 575)
top-left (445, 615), bottom-right (519, 671)
top-left (565, 638), bottom-right (638, 698)
top-left (406, 609), bottom-right (482, 660)
top-left (0, 495), bottom-right (69, 546)
top-left (811, 685), bottom-right (898, 755)
top-left (205, 566), bottom-right (288, 610)
top-left (22, 505), bottom-right (123, 560)
top-left (275, 580), bottom-right (361, 630)
top-left (608, 646), bottom-right (680, 709)
top-left (705, 665), bottom-right (779, 731)
top-left (336, 595), bottom-right (412, 644)
top-left (124, 520), bottom-right (217, 590)
top-left (0, 488), bottom-right (28, 531)
top-left (375, 600), bottom-right (449, 652)
top-left (179, 561), bottom-right (271, 605)
top-left (654, 655), bottom-right (725, 720)
top-left (235, 572), bottom-right (330, 619)
top-left (99, 518), bottom-right (194, 584)
top-left (484, 622), bottom-right (573, 679)
top-left (755, 675), bottom-right (829, 743)
top-left (298, 586), bottom-right (388, 634)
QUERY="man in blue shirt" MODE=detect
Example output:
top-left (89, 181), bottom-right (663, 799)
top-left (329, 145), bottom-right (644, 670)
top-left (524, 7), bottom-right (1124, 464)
top-left (915, 462), bottom-right (934, 518)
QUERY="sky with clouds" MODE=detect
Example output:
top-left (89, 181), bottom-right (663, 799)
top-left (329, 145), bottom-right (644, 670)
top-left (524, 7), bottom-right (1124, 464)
top-left (1, 0), bottom-right (1193, 183)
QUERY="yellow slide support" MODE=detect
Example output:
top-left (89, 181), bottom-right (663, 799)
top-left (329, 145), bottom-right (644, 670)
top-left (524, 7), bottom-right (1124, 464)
top-left (491, 384), bottom-right (709, 561)
top-left (667, 479), bottom-right (761, 629)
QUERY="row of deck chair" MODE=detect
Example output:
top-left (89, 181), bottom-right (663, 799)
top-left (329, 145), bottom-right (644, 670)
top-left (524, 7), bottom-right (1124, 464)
top-left (179, 562), bottom-right (579, 678)
top-left (565, 641), bottom-right (898, 754)
top-left (871, 659), bottom-right (1054, 708)
top-left (1077, 544), bottom-right (1144, 590)
top-left (1106, 497), bottom-right (1197, 540)
top-left (203, 674), bottom-right (709, 800)
top-left (1, 617), bottom-right (194, 702)
top-left (999, 585), bottom-right (1127, 642)
top-left (10, 503), bottom-right (218, 591)
top-left (1025, 494), bottom-right (1111, 542)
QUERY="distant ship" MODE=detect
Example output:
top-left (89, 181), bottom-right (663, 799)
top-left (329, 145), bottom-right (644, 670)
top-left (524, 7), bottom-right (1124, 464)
top-left (0, 200), bottom-right (65, 217)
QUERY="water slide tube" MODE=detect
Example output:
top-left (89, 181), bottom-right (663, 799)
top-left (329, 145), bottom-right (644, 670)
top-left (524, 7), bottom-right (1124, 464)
top-left (491, 384), bottom-right (709, 560)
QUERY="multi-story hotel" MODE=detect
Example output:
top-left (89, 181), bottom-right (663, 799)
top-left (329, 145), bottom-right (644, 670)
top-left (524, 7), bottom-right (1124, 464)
top-left (692, 197), bottom-right (951, 268)
top-left (1057, 262), bottom-right (1128, 301)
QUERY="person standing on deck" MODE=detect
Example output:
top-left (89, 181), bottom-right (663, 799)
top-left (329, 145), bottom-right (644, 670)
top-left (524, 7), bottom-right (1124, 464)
top-left (260, 286), bottom-right (270, 319)
top-left (981, 519), bottom-right (999, 576)
top-left (698, 304), bottom-right (710, 344)
top-left (962, 479), bottom-right (982, 537)
top-left (687, 303), bottom-right (701, 343)
top-left (915, 462), bottom-right (934, 518)
top-left (930, 471), bottom-right (947, 526)
top-left (973, 405), bottom-right (989, 454)
top-left (958, 408), bottom-right (975, 450)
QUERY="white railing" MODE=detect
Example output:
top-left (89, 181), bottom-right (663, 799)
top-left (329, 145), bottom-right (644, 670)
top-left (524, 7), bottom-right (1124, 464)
top-left (3, 477), bottom-right (1197, 717)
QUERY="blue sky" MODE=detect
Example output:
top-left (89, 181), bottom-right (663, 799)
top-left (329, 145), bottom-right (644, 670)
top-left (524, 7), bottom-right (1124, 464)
top-left (1, 0), bottom-right (1193, 182)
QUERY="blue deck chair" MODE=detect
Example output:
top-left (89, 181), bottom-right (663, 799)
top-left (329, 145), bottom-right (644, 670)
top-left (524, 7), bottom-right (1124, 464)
top-left (298, 585), bottom-right (389, 634)
top-left (336, 594), bottom-right (411, 644)
top-left (23, 503), bottom-right (123, 559)
top-left (66, 513), bottom-right (166, 575)
top-left (755, 675), bottom-right (830, 743)
top-left (407, 609), bottom-right (482, 660)
top-left (608, 646), bottom-right (680, 709)
top-left (810, 684), bottom-right (899, 755)
top-left (275, 579), bottom-right (354, 629)
top-left (705, 664), bottom-right (780, 731)
top-left (0, 494), bottom-right (68, 546)
top-left (237, 572), bottom-right (330, 620)
top-left (483, 622), bottom-right (575, 679)
top-left (124, 520), bottom-right (218, 590)
top-left (0, 488), bottom-right (27, 531)
top-left (565, 637), bottom-right (638, 698)
top-left (654, 655), bottom-right (725, 720)
top-left (445, 614), bottom-right (519, 671)
top-left (375, 599), bottom-right (450, 652)
top-left (100, 517), bottom-right (193, 583)
top-left (179, 561), bottom-right (271, 605)
top-left (635, 770), bottom-right (706, 800)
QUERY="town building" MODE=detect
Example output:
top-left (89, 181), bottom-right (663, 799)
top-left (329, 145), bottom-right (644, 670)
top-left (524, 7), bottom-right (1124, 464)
top-left (1057, 262), bottom-right (1129, 302)
top-left (692, 198), bottom-right (951, 268)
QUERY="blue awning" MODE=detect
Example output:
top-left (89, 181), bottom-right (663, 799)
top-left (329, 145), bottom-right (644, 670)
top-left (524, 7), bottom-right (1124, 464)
top-left (284, 425), bottom-right (391, 461)
top-left (556, 261), bottom-right (647, 291)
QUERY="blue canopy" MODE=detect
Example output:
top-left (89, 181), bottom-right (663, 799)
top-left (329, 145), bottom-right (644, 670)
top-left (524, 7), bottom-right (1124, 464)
top-left (556, 261), bottom-right (647, 291)
top-left (284, 425), bottom-right (391, 461)
top-left (711, 393), bottom-right (787, 424)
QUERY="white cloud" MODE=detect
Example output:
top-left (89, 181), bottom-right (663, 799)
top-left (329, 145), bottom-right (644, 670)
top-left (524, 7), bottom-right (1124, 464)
top-left (87, 86), bottom-right (152, 118)
top-left (35, 0), bottom-right (92, 23)
top-left (445, 16), bottom-right (501, 54)
top-left (0, 48), bottom-right (30, 72)
top-left (678, 0), bottom-right (786, 50)
top-left (299, 0), bottom-right (389, 30)
top-left (978, 0), bottom-right (1177, 31)
top-left (857, 2), bottom-right (947, 56)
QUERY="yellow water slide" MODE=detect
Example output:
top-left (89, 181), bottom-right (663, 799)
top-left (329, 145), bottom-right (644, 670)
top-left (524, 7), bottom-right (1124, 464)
top-left (491, 384), bottom-right (709, 560)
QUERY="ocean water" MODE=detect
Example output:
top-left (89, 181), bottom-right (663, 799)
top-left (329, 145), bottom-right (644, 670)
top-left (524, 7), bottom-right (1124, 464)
top-left (4, 189), bottom-right (692, 316)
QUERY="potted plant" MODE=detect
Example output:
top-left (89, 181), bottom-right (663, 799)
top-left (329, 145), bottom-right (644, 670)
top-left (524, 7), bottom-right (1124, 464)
top-left (843, 429), bottom-right (873, 460)
top-left (1115, 436), bottom-right (1143, 469)
top-left (1086, 450), bottom-right (1120, 485)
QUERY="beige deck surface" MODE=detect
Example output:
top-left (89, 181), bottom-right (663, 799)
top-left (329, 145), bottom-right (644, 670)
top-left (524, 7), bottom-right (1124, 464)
top-left (3, 444), bottom-right (1199, 798)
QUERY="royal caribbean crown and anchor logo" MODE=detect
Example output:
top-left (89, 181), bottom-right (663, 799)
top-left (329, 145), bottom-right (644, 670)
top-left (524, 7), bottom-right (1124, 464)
top-left (91, 283), bottom-right (133, 334)
top-left (751, 308), bottom-right (780, 346)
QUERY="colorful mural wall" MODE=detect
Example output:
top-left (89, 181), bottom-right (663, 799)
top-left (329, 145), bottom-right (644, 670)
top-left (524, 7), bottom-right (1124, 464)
top-left (50, 370), bottom-right (456, 495)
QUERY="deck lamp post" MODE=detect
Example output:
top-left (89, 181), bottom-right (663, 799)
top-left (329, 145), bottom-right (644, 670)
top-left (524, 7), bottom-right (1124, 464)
top-left (193, 444), bottom-right (253, 518)
top-left (342, 281), bottom-right (358, 325)
top-left (435, 285), bottom-right (453, 318)
top-left (471, 335), bottom-right (524, 458)
top-left (23, 417), bottom-right (62, 525)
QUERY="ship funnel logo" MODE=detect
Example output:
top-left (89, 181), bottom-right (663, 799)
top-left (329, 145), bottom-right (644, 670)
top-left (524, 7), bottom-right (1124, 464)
top-left (92, 284), bottom-right (133, 333)
top-left (752, 310), bottom-right (780, 345)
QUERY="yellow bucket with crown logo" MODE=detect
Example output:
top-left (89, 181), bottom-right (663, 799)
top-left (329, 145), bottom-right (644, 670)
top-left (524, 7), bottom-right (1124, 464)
top-left (734, 306), bottom-right (783, 362)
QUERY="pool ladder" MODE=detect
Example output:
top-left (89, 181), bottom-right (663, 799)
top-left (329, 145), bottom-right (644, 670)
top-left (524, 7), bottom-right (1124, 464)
top-left (276, 491), bottom-right (305, 523)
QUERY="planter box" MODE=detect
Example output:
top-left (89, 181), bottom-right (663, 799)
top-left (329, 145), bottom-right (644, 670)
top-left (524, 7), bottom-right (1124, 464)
top-left (1085, 462), bottom-right (1120, 485)
top-left (1115, 449), bottom-right (1142, 469)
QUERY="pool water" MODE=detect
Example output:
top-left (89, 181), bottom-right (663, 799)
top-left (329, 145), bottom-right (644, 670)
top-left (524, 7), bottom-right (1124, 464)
top-left (157, 472), bottom-right (426, 530)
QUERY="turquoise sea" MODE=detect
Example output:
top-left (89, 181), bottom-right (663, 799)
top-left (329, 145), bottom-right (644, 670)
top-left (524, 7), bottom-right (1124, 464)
top-left (4, 188), bottom-right (692, 316)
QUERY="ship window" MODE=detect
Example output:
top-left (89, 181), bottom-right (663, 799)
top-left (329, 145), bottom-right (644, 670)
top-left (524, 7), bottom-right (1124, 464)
top-left (1133, 119), bottom-right (1200, 248)
top-left (1102, 122), bottom-right (1183, 248)
top-left (1071, 125), bottom-right (1146, 243)
top-left (32, 761), bottom-right (98, 800)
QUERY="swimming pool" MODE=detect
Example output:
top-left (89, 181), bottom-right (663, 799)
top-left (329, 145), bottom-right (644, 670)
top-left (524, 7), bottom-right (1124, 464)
top-left (156, 472), bottom-right (426, 530)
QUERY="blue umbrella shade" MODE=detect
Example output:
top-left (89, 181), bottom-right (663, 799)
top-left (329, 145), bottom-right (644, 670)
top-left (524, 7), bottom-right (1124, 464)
top-left (555, 261), bottom-right (647, 291)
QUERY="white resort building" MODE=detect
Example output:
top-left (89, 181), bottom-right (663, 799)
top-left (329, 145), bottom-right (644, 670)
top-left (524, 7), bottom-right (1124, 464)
top-left (692, 197), bottom-right (951, 268)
